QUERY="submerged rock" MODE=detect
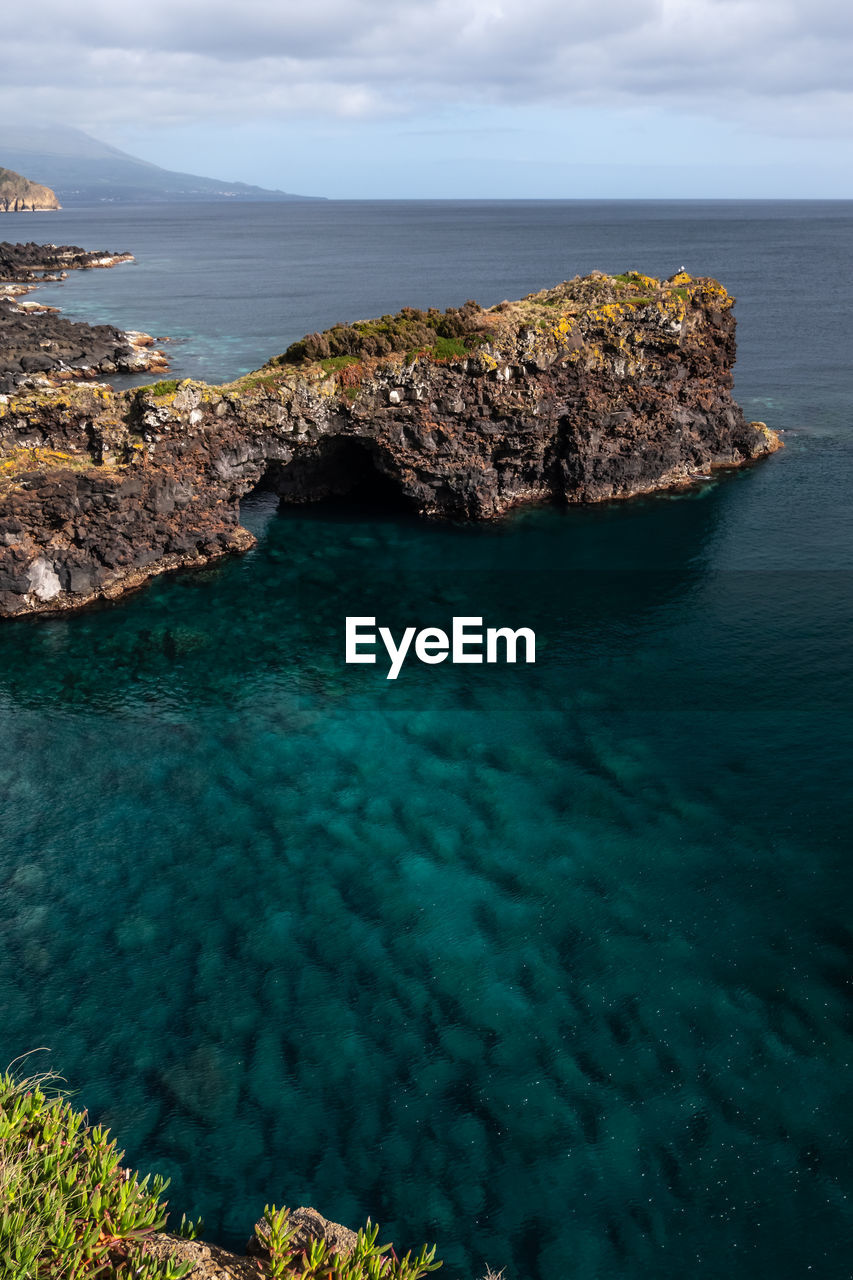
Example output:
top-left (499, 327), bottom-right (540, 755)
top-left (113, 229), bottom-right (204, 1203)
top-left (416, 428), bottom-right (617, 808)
top-left (0, 269), bottom-right (782, 619)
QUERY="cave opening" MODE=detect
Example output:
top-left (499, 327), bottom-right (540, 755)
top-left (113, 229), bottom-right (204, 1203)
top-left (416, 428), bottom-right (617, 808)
top-left (241, 436), bottom-right (415, 529)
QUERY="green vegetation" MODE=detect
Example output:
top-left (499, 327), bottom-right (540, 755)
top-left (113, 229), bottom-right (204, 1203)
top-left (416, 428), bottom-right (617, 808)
top-left (0, 1067), bottom-right (190, 1279)
top-left (258, 1207), bottom-right (441, 1280)
top-left (320, 355), bottom-right (362, 374)
top-left (239, 372), bottom-right (283, 393)
top-left (613, 272), bottom-right (657, 289)
top-left (0, 1068), bottom-right (444, 1280)
top-left (429, 336), bottom-right (470, 361)
top-left (176, 1215), bottom-right (204, 1242)
top-left (278, 300), bottom-right (491, 366)
top-left (141, 380), bottom-right (180, 398)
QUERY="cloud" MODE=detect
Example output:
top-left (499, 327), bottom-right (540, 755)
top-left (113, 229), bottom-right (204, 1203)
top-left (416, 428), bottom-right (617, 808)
top-left (2, 0), bottom-right (850, 136)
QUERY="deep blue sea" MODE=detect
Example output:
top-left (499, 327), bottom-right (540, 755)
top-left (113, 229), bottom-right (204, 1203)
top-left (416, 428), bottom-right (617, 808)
top-left (1, 202), bottom-right (852, 1279)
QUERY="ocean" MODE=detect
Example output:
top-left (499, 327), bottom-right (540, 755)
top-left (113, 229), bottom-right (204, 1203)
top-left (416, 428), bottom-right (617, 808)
top-left (1, 200), bottom-right (851, 1279)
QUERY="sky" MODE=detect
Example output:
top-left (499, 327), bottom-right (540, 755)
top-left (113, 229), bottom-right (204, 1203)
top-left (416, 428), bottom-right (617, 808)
top-left (3, 0), bottom-right (852, 198)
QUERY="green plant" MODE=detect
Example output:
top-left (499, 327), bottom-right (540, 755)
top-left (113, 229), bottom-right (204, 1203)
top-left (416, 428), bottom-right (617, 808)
top-left (261, 1204), bottom-right (299, 1279)
top-left (255, 1211), bottom-right (442, 1280)
top-left (320, 355), bottom-right (362, 373)
top-left (239, 372), bottom-right (282, 393)
top-left (277, 299), bottom-right (490, 366)
top-left (177, 1213), bottom-right (204, 1241)
top-left (0, 1065), bottom-right (191, 1279)
top-left (140, 380), bottom-right (180, 398)
top-left (430, 336), bottom-right (469, 361)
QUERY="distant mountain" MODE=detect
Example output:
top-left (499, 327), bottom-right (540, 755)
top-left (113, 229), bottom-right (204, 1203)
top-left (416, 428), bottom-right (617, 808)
top-left (0, 165), bottom-right (61, 212)
top-left (0, 124), bottom-right (319, 205)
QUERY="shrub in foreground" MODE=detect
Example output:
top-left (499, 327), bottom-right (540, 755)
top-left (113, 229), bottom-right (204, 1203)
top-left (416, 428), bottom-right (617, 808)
top-left (1, 1068), bottom-right (444, 1280)
top-left (0, 1069), bottom-right (190, 1279)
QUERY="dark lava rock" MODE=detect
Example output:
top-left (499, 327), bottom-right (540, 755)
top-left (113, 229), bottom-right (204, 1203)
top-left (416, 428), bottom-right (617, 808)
top-left (0, 269), bottom-right (782, 619)
top-left (0, 240), bottom-right (131, 282)
top-left (0, 297), bottom-right (140, 389)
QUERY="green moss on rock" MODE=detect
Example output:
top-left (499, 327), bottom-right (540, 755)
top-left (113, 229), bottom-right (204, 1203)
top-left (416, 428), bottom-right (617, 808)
top-left (277, 300), bottom-right (492, 365)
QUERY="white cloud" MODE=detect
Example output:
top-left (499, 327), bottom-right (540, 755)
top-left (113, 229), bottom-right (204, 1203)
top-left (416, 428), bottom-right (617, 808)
top-left (1, 0), bottom-right (850, 136)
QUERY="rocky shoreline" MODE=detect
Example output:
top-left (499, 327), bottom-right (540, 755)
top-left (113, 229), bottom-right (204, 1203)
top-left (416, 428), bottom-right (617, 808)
top-left (0, 262), bottom-right (782, 620)
top-left (0, 240), bottom-right (134, 282)
top-left (0, 240), bottom-right (169, 392)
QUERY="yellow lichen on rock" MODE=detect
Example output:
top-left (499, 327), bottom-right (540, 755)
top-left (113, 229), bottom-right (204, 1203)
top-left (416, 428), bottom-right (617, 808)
top-left (0, 446), bottom-right (93, 477)
top-left (694, 279), bottom-right (733, 308)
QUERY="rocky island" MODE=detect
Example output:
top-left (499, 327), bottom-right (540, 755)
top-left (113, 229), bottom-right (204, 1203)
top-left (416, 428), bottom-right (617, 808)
top-left (0, 266), bottom-right (781, 619)
top-left (0, 166), bottom-right (61, 212)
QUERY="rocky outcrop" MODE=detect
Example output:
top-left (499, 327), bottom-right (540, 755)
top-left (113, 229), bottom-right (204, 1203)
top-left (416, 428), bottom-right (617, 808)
top-left (248, 1206), bottom-right (358, 1260)
top-left (0, 240), bottom-right (168, 392)
top-left (0, 240), bottom-right (132, 282)
top-left (0, 302), bottom-right (169, 392)
top-left (0, 269), bottom-right (782, 619)
top-left (143, 1206), bottom-right (358, 1280)
top-left (0, 167), bottom-right (61, 212)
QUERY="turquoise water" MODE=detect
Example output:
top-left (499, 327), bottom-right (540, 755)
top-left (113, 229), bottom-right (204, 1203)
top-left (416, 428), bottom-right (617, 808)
top-left (1, 202), bottom-right (852, 1278)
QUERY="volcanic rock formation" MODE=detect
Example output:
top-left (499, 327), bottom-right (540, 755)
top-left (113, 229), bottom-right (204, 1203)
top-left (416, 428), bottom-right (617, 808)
top-left (0, 269), bottom-right (781, 618)
top-left (0, 167), bottom-right (61, 212)
top-left (0, 240), bottom-right (168, 392)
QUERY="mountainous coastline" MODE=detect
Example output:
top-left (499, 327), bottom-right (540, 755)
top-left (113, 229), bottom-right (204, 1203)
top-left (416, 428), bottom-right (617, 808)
top-left (0, 124), bottom-right (319, 205)
top-left (0, 166), bottom-right (61, 212)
